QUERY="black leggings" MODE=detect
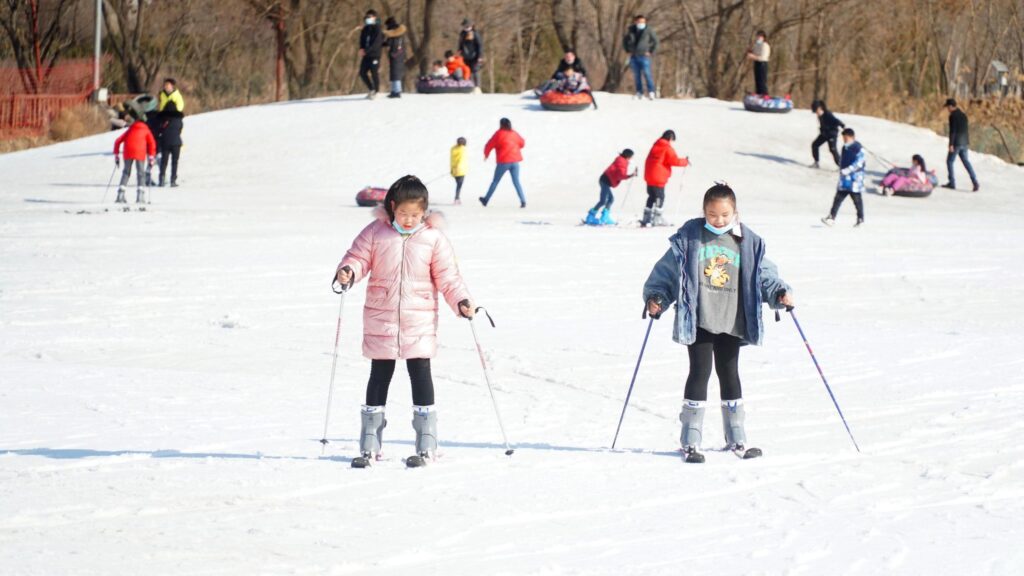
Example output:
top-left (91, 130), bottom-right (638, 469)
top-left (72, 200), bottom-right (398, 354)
top-left (359, 55), bottom-right (380, 92)
top-left (812, 134), bottom-right (840, 165)
top-left (159, 144), bottom-right (180, 184)
top-left (829, 190), bottom-right (864, 220)
top-left (684, 329), bottom-right (742, 402)
top-left (645, 185), bottom-right (665, 209)
top-left (753, 61), bottom-right (768, 95)
top-left (365, 358), bottom-right (434, 406)
top-left (454, 175), bottom-right (464, 200)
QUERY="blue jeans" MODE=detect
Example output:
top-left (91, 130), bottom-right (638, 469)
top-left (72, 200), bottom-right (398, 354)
top-left (630, 55), bottom-right (654, 94)
top-left (592, 175), bottom-right (614, 211)
top-left (946, 146), bottom-right (978, 186)
top-left (483, 162), bottom-right (525, 205)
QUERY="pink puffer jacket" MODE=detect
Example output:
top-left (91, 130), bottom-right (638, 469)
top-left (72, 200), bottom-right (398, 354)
top-left (338, 208), bottom-right (472, 360)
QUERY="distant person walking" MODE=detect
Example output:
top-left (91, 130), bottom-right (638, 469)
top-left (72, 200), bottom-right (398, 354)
top-left (810, 100), bottom-right (844, 168)
top-left (822, 128), bottom-right (866, 227)
top-left (383, 17), bottom-right (407, 99)
top-left (745, 30), bottom-right (770, 96)
top-left (358, 10), bottom-right (384, 98)
top-left (943, 98), bottom-right (980, 192)
top-left (642, 130), bottom-right (689, 227)
top-left (156, 100), bottom-right (183, 187)
top-left (458, 19), bottom-right (484, 89)
top-left (480, 118), bottom-right (526, 208)
top-left (623, 14), bottom-right (659, 100)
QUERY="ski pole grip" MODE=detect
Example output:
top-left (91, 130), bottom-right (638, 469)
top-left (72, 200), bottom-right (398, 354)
top-left (331, 268), bottom-right (353, 294)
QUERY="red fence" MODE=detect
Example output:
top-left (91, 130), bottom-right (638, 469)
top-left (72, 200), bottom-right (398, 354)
top-left (0, 93), bottom-right (90, 135)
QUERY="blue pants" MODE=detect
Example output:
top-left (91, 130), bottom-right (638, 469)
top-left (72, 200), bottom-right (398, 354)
top-left (484, 162), bottom-right (525, 205)
top-left (630, 55), bottom-right (655, 94)
top-left (592, 175), bottom-right (614, 211)
top-left (946, 146), bottom-right (978, 187)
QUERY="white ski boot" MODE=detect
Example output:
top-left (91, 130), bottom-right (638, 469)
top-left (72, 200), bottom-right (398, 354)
top-left (722, 400), bottom-right (761, 459)
top-left (406, 406), bottom-right (437, 468)
top-left (352, 405), bottom-right (386, 468)
top-left (680, 400), bottom-right (706, 463)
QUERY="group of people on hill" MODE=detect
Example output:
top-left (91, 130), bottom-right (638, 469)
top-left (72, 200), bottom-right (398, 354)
top-left (112, 78), bottom-right (186, 205)
top-left (358, 11), bottom-right (483, 99)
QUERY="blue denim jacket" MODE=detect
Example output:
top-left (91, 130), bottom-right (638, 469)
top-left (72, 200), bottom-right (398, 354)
top-left (642, 219), bottom-right (790, 346)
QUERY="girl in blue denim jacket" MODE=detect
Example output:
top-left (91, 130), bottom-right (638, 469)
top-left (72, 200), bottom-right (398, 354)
top-left (643, 183), bottom-right (794, 463)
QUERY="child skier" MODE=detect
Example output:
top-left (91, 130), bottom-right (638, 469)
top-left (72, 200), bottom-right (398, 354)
top-left (822, 128), bottom-right (865, 227)
top-left (643, 182), bottom-right (793, 463)
top-left (810, 100), bottom-right (845, 168)
top-left (334, 175), bottom-right (475, 468)
top-left (450, 137), bottom-right (468, 205)
top-left (585, 149), bottom-right (636, 226)
top-left (642, 130), bottom-right (689, 227)
top-left (112, 112), bottom-right (157, 205)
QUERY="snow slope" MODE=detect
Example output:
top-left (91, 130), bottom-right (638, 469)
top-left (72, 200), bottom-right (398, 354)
top-left (1, 93), bottom-right (1023, 575)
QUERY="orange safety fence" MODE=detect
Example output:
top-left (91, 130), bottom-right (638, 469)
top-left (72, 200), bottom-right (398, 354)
top-left (0, 93), bottom-right (90, 134)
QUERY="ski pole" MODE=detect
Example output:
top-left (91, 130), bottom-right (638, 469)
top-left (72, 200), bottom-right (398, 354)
top-left (101, 163), bottom-right (118, 203)
top-left (469, 308), bottom-right (514, 456)
top-left (620, 170), bottom-right (637, 213)
top-left (318, 282), bottom-right (349, 455)
top-left (611, 316), bottom-right (654, 449)
top-left (786, 308), bottom-right (861, 453)
top-left (423, 172), bottom-right (448, 186)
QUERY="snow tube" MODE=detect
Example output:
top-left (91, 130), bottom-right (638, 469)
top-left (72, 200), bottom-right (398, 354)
top-left (742, 94), bottom-right (793, 113)
top-left (881, 169), bottom-right (937, 198)
top-left (415, 78), bottom-right (476, 94)
top-left (539, 91), bottom-right (593, 111)
top-left (355, 186), bottom-right (388, 207)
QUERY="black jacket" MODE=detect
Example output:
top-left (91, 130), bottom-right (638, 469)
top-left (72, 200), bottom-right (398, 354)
top-left (818, 110), bottom-right (845, 138)
top-left (554, 57), bottom-right (587, 79)
top-left (157, 107), bottom-right (183, 147)
top-left (948, 108), bottom-right (969, 147)
top-left (623, 25), bottom-right (658, 55)
top-left (360, 24), bottom-right (384, 59)
top-left (384, 24), bottom-right (407, 82)
top-left (458, 29), bottom-right (483, 64)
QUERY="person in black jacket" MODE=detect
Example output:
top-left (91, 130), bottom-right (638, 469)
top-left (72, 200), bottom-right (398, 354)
top-left (810, 100), bottom-right (844, 168)
top-left (458, 19), bottom-right (483, 88)
top-left (156, 101), bottom-right (184, 187)
top-left (553, 50), bottom-right (586, 78)
top-left (358, 10), bottom-right (384, 98)
top-left (943, 98), bottom-right (980, 191)
top-left (383, 17), bottom-right (407, 99)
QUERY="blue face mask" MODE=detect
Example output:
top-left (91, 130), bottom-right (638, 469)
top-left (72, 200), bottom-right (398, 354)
top-left (393, 220), bottom-right (423, 235)
top-left (365, 17), bottom-right (376, 25)
top-left (636, 23), bottom-right (646, 30)
top-left (704, 218), bottom-right (736, 235)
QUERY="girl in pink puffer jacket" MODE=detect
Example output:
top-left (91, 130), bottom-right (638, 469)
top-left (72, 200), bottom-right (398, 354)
top-left (335, 175), bottom-right (474, 468)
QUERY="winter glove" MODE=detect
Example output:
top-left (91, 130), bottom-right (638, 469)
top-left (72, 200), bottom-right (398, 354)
top-left (115, 156), bottom-right (120, 167)
top-left (333, 265), bottom-right (354, 293)
top-left (147, 157), bottom-right (155, 167)
top-left (458, 299), bottom-right (475, 319)
top-left (644, 296), bottom-right (665, 320)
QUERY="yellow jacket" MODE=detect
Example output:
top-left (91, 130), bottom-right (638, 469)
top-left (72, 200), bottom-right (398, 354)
top-left (450, 144), bottom-right (467, 177)
top-left (159, 89), bottom-right (186, 113)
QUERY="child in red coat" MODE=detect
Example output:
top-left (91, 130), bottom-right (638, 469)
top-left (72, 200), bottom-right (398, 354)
top-left (113, 114), bottom-right (157, 204)
top-left (585, 149), bottom-right (636, 226)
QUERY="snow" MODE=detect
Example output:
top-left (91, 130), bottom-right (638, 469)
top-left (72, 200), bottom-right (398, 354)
top-left (2, 92), bottom-right (1024, 575)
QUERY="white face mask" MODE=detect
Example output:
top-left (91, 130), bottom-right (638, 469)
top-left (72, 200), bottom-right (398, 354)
top-left (636, 23), bottom-right (646, 30)
top-left (365, 17), bottom-right (375, 25)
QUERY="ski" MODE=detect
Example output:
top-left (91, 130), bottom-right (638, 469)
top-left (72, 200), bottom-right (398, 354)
top-left (404, 454), bottom-right (429, 468)
top-left (682, 447), bottom-right (705, 464)
top-left (732, 446), bottom-right (763, 459)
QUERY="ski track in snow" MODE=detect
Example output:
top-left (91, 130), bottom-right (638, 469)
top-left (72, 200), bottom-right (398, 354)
top-left (1, 93), bottom-right (1023, 575)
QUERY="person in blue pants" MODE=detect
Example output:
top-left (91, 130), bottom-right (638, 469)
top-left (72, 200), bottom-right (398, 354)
top-left (942, 98), bottom-right (980, 192)
top-left (480, 117), bottom-right (527, 208)
top-left (623, 14), bottom-right (659, 99)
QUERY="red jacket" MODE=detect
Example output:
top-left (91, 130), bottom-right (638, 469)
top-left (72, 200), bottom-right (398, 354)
top-left (113, 121), bottom-right (156, 161)
top-left (644, 138), bottom-right (689, 187)
top-left (484, 129), bottom-right (525, 164)
top-left (603, 155), bottom-right (632, 188)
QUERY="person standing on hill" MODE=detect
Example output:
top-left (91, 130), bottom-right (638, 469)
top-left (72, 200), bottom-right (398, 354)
top-left (156, 101), bottom-right (184, 187)
top-left (810, 100), bottom-right (844, 168)
top-left (642, 130), bottom-right (689, 227)
top-left (383, 17), bottom-right (407, 99)
top-left (480, 118), bottom-right (526, 208)
top-left (450, 136), bottom-right (468, 205)
top-left (458, 19), bottom-right (484, 89)
top-left (358, 10), bottom-right (384, 99)
top-left (745, 30), bottom-right (771, 96)
top-left (112, 111), bottom-right (156, 205)
top-left (623, 14), bottom-right (659, 100)
top-left (158, 78), bottom-right (185, 113)
top-left (943, 98), bottom-right (980, 192)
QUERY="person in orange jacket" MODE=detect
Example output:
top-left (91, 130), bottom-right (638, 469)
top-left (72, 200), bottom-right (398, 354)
top-left (642, 130), bottom-right (689, 227)
top-left (112, 111), bottom-right (157, 205)
top-left (444, 50), bottom-right (472, 81)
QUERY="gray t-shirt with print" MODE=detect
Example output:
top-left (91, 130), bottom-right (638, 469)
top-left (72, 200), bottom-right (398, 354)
top-left (696, 228), bottom-right (745, 338)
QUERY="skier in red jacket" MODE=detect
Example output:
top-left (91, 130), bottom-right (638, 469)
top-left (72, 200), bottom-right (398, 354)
top-left (480, 117), bottom-right (527, 207)
top-left (113, 113), bottom-right (157, 205)
top-left (642, 130), bottom-right (689, 227)
top-left (584, 149), bottom-right (636, 226)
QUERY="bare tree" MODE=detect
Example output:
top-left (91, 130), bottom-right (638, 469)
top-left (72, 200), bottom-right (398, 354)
top-left (0, 0), bottom-right (79, 93)
top-left (103, 0), bottom-right (193, 93)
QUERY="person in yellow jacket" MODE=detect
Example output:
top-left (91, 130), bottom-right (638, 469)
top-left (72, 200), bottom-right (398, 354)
top-left (450, 136), bottom-right (468, 204)
top-left (158, 78), bottom-right (186, 113)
